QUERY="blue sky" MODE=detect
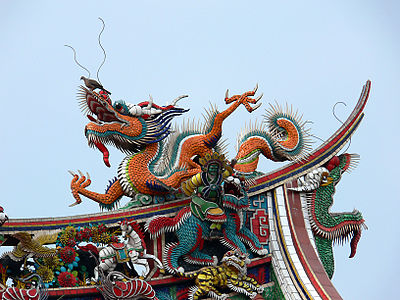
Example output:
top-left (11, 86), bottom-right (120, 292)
top-left (1, 1), bottom-right (399, 298)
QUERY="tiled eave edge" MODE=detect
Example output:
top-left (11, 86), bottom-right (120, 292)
top-left (268, 183), bottom-right (344, 300)
top-left (0, 198), bottom-right (191, 236)
top-left (268, 186), bottom-right (321, 300)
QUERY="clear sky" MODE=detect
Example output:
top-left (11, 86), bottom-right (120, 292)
top-left (1, 1), bottom-right (399, 299)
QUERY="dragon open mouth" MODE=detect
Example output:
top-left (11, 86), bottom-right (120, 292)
top-left (223, 177), bottom-right (244, 198)
top-left (222, 251), bottom-right (249, 275)
top-left (226, 259), bottom-right (245, 273)
top-left (80, 86), bottom-right (129, 124)
top-left (78, 86), bottom-right (128, 167)
top-left (77, 86), bottom-right (188, 167)
top-left (222, 176), bottom-right (249, 211)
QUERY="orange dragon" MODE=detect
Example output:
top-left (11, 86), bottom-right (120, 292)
top-left (70, 84), bottom-right (309, 209)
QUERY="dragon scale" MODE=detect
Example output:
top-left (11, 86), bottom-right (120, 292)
top-left (234, 104), bottom-right (311, 175)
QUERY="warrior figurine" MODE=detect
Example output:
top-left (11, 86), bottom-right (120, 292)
top-left (181, 152), bottom-right (233, 236)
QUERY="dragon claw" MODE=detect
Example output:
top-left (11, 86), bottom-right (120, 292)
top-left (254, 93), bottom-right (263, 103)
top-left (224, 86), bottom-right (263, 112)
top-left (69, 201), bottom-right (80, 207)
top-left (69, 170), bottom-right (91, 207)
top-left (253, 83), bottom-right (258, 93)
top-left (256, 248), bottom-right (269, 256)
top-left (251, 102), bottom-right (262, 112)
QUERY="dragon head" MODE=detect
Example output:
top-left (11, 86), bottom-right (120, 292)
top-left (78, 86), bottom-right (188, 167)
top-left (322, 154), bottom-right (366, 258)
top-left (223, 175), bottom-right (250, 211)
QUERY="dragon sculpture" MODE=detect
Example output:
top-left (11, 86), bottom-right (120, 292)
top-left (290, 154), bottom-right (366, 278)
top-left (70, 84), bottom-right (309, 209)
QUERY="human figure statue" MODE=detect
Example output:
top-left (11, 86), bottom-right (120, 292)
top-left (181, 152), bottom-right (233, 236)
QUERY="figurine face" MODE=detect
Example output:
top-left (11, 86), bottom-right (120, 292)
top-left (207, 163), bottom-right (220, 177)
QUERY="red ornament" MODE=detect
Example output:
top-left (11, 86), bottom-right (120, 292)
top-left (250, 209), bottom-right (269, 244)
top-left (75, 230), bottom-right (84, 241)
top-left (97, 223), bottom-right (106, 234)
top-left (60, 246), bottom-right (77, 264)
top-left (57, 271), bottom-right (77, 287)
top-left (66, 238), bottom-right (76, 247)
top-left (78, 243), bottom-right (100, 256)
top-left (80, 227), bottom-right (92, 240)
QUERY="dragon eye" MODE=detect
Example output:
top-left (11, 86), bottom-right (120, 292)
top-left (113, 101), bottom-right (131, 115)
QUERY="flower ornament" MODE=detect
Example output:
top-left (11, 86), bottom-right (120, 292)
top-left (60, 246), bottom-right (77, 264)
top-left (57, 271), bottom-right (78, 287)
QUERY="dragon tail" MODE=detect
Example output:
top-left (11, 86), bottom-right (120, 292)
top-left (234, 103), bottom-right (311, 175)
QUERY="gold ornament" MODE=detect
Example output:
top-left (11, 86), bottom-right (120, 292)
top-left (37, 265), bottom-right (54, 283)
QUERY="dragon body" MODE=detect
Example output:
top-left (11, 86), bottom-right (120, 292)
top-left (234, 104), bottom-right (310, 175)
top-left (292, 154), bottom-right (366, 278)
top-left (70, 85), bottom-right (309, 209)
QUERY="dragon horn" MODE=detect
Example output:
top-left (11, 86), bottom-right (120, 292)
top-left (146, 95), bottom-right (154, 109)
top-left (171, 95), bottom-right (188, 106)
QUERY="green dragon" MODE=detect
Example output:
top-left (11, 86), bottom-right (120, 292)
top-left (291, 153), bottom-right (366, 279)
